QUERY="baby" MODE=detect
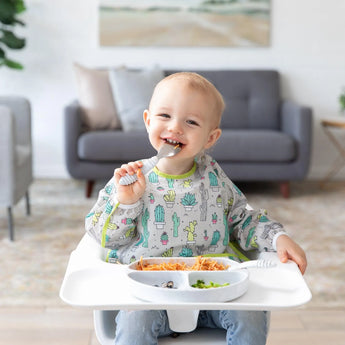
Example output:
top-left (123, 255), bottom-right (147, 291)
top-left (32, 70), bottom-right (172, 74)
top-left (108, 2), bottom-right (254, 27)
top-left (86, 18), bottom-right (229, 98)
top-left (86, 72), bottom-right (307, 345)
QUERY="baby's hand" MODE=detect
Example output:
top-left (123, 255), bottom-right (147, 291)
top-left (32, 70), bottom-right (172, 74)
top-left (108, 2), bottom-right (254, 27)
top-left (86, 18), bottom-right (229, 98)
top-left (276, 235), bottom-right (307, 275)
top-left (114, 161), bottom-right (146, 205)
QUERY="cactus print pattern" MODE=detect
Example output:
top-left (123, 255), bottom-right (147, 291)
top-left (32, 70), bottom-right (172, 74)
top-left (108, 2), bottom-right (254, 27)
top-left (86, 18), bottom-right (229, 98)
top-left (85, 154), bottom-right (286, 264)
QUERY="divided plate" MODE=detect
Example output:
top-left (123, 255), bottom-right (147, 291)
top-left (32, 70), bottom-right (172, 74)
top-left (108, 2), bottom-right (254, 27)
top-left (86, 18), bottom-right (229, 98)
top-left (127, 257), bottom-right (249, 303)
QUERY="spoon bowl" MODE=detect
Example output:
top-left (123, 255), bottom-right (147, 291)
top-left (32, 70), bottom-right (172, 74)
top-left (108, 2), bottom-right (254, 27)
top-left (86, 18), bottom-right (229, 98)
top-left (119, 144), bottom-right (181, 185)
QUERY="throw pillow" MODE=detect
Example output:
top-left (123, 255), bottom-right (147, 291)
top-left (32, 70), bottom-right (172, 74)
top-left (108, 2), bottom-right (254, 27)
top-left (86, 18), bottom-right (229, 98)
top-left (73, 62), bottom-right (121, 129)
top-left (109, 65), bottom-right (164, 131)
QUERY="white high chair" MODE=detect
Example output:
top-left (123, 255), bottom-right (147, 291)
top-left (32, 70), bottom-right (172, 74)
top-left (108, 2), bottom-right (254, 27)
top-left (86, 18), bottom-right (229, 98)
top-left (60, 232), bottom-right (311, 345)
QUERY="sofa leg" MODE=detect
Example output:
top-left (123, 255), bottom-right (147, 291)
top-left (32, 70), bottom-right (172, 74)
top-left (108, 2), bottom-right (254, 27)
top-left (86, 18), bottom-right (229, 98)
top-left (280, 182), bottom-right (290, 198)
top-left (86, 180), bottom-right (95, 198)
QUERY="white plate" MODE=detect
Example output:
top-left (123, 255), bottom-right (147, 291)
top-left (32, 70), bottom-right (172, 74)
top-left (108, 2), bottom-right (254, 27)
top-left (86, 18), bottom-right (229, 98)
top-left (127, 257), bottom-right (249, 303)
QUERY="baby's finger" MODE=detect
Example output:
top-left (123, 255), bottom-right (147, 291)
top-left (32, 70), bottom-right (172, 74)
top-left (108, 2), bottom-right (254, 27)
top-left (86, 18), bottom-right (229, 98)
top-left (124, 161), bottom-right (143, 175)
top-left (119, 163), bottom-right (135, 176)
top-left (277, 248), bottom-right (289, 264)
top-left (294, 253), bottom-right (307, 275)
top-left (137, 168), bottom-right (146, 184)
top-left (130, 161), bottom-right (143, 172)
top-left (298, 261), bottom-right (307, 275)
top-left (132, 168), bottom-right (146, 192)
top-left (114, 168), bottom-right (124, 183)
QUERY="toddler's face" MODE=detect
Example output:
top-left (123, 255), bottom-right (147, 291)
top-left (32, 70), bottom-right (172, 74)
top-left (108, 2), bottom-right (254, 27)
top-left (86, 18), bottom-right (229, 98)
top-left (143, 78), bottom-right (221, 163)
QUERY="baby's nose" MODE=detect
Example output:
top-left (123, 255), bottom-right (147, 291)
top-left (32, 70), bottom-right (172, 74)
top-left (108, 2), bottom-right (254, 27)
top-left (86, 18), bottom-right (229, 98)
top-left (168, 120), bottom-right (183, 134)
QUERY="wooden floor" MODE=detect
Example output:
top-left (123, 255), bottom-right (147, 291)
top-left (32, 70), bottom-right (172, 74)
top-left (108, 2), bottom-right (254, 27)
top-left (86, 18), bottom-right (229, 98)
top-left (0, 307), bottom-right (344, 345)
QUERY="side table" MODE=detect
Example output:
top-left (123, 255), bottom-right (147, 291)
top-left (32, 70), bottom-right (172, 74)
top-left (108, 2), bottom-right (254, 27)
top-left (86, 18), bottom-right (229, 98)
top-left (321, 118), bottom-right (345, 186)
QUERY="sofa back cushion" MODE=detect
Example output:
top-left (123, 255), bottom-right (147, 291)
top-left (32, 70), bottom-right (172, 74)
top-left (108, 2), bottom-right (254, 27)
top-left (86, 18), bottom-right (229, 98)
top-left (73, 63), bottom-right (121, 130)
top-left (109, 66), bottom-right (165, 131)
top-left (165, 70), bottom-right (280, 130)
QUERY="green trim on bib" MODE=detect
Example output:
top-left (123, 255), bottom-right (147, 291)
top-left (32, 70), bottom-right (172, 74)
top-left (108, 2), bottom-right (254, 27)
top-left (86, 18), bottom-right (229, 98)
top-left (202, 243), bottom-right (250, 262)
top-left (227, 242), bottom-right (250, 262)
top-left (105, 249), bottom-right (111, 263)
top-left (153, 162), bottom-right (196, 180)
top-left (101, 201), bottom-right (120, 247)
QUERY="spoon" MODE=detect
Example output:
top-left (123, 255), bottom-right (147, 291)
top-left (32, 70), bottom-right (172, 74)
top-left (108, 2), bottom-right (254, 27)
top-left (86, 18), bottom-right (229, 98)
top-left (119, 143), bottom-right (181, 185)
top-left (227, 259), bottom-right (277, 272)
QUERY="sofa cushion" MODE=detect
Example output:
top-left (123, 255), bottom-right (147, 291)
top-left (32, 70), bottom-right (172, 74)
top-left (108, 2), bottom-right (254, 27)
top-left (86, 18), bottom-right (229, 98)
top-left (79, 130), bottom-right (295, 164)
top-left (109, 66), bottom-right (164, 132)
top-left (210, 130), bottom-right (296, 163)
top-left (78, 131), bottom-right (156, 162)
top-left (73, 63), bottom-right (121, 130)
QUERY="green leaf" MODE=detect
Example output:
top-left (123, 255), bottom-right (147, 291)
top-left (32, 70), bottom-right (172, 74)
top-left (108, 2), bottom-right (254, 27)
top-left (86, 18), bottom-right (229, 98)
top-left (0, 2), bottom-right (17, 24)
top-left (0, 0), bottom-right (26, 70)
top-left (339, 93), bottom-right (345, 111)
top-left (0, 29), bottom-right (25, 49)
top-left (3, 57), bottom-right (23, 69)
top-left (0, 0), bottom-right (26, 24)
top-left (15, 0), bottom-right (26, 13)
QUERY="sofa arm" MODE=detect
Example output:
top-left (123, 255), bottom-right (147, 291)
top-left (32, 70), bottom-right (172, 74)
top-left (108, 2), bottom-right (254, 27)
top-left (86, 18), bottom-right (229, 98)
top-left (64, 100), bottom-right (84, 177)
top-left (281, 100), bottom-right (313, 176)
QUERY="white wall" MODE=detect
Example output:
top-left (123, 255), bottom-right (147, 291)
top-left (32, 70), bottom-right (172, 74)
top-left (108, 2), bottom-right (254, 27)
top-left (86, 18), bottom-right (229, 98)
top-left (1, 0), bottom-right (345, 179)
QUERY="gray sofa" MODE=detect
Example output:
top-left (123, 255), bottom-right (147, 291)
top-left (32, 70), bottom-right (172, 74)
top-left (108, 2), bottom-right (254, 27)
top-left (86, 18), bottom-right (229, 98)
top-left (64, 70), bottom-right (312, 198)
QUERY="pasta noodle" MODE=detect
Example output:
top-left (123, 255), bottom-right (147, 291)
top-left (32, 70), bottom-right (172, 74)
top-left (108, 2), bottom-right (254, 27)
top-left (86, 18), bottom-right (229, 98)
top-left (136, 256), bottom-right (229, 271)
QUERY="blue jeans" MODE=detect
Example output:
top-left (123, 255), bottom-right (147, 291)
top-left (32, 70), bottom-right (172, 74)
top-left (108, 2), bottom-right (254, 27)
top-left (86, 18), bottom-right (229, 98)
top-left (115, 310), bottom-right (270, 345)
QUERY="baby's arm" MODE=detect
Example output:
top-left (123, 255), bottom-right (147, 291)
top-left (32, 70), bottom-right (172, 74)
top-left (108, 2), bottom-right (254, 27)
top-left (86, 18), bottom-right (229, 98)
top-left (276, 234), bottom-right (307, 275)
top-left (85, 160), bottom-right (146, 248)
top-left (225, 179), bottom-right (307, 275)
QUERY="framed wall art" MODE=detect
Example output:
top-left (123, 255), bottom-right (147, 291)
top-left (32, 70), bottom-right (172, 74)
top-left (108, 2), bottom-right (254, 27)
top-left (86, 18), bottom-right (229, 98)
top-left (99, 0), bottom-right (271, 47)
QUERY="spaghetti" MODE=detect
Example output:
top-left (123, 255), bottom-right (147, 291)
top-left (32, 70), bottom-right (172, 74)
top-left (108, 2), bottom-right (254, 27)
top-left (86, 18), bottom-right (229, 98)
top-left (136, 256), bottom-right (229, 271)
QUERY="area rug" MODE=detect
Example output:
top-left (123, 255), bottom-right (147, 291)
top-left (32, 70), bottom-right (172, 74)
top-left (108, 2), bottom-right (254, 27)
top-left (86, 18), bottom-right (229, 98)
top-left (1, 179), bottom-right (344, 309)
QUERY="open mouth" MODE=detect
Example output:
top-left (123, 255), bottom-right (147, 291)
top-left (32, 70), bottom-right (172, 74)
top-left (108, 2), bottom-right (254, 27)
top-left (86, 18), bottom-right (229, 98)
top-left (164, 138), bottom-right (183, 148)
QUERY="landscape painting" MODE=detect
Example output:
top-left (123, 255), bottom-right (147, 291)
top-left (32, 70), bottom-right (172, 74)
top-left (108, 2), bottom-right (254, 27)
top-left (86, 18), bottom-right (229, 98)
top-left (99, 0), bottom-right (270, 47)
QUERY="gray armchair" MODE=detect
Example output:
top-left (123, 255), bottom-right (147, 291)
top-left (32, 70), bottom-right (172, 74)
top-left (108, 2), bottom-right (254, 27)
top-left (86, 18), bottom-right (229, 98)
top-left (0, 96), bottom-right (32, 241)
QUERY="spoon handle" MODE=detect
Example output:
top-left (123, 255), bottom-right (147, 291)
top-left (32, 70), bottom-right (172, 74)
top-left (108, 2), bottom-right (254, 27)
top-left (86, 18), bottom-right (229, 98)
top-left (227, 260), bottom-right (276, 272)
top-left (119, 156), bottom-right (159, 185)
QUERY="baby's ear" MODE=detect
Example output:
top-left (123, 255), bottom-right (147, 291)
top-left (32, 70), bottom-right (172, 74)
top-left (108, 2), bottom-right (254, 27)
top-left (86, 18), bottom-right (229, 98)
top-left (205, 128), bottom-right (222, 149)
top-left (143, 110), bottom-right (150, 130)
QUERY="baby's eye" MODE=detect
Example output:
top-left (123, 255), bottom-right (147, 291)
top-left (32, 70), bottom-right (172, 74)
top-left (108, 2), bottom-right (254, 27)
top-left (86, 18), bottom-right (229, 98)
top-left (159, 113), bottom-right (170, 119)
top-left (186, 119), bottom-right (199, 126)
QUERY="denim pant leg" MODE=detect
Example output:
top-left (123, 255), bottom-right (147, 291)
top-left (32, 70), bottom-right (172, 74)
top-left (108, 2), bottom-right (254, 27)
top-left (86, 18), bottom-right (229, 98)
top-left (198, 310), bottom-right (270, 345)
top-left (115, 310), bottom-right (173, 345)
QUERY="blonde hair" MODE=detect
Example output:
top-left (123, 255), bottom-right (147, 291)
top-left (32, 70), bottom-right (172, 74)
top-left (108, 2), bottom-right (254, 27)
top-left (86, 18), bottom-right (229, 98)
top-left (151, 72), bottom-right (225, 127)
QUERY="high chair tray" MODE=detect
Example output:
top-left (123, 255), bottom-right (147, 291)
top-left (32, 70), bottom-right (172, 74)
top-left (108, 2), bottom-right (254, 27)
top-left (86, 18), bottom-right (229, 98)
top-left (60, 234), bottom-right (312, 311)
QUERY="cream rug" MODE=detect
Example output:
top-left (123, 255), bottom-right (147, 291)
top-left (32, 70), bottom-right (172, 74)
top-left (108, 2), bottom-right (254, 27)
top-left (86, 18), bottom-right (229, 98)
top-left (0, 179), bottom-right (344, 308)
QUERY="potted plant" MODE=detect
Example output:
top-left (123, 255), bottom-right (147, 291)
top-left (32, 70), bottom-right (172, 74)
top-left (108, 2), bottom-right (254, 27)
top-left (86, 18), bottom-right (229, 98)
top-left (163, 190), bottom-right (176, 208)
top-left (154, 204), bottom-right (165, 229)
top-left (160, 232), bottom-right (169, 245)
top-left (0, 0), bottom-right (26, 69)
top-left (181, 192), bottom-right (197, 211)
top-left (339, 88), bottom-right (345, 114)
